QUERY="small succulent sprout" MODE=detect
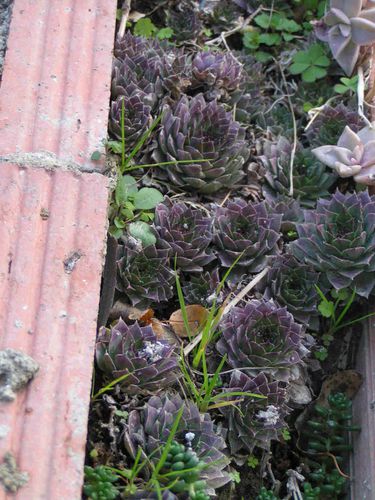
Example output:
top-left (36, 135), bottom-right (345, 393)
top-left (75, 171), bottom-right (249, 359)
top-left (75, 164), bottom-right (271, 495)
top-left (165, 2), bottom-right (203, 42)
top-left (291, 190), bottom-right (375, 298)
top-left (95, 319), bottom-right (180, 395)
top-left (124, 392), bottom-right (231, 493)
top-left (213, 199), bottom-right (281, 272)
top-left (151, 94), bottom-right (249, 194)
top-left (154, 197), bottom-right (215, 273)
top-left (117, 237), bottom-right (175, 308)
top-left (217, 299), bottom-right (307, 381)
top-left (312, 125), bottom-right (375, 185)
top-left (220, 370), bottom-right (290, 453)
top-left (316, 0), bottom-right (375, 75)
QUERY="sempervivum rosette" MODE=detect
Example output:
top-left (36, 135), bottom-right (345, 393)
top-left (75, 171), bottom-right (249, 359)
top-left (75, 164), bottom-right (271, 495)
top-left (95, 319), bottom-right (180, 395)
top-left (124, 393), bottom-right (231, 493)
top-left (265, 196), bottom-right (304, 233)
top-left (216, 300), bottom-right (307, 381)
top-left (213, 199), bottom-right (281, 271)
top-left (117, 239), bottom-right (174, 308)
top-left (291, 190), bottom-right (375, 298)
top-left (305, 104), bottom-right (363, 149)
top-left (182, 268), bottom-right (222, 307)
top-left (260, 254), bottom-right (321, 331)
top-left (191, 51), bottom-right (244, 102)
top-left (109, 94), bottom-right (152, 151)
top-left (259, 137), bottom-right (337, 208)
top-left (154, 198), bottom-right (215, 273)
top-left (220, 371), bottom-right (289, 453)
top-left (151, 94), bottom-right (249, 194)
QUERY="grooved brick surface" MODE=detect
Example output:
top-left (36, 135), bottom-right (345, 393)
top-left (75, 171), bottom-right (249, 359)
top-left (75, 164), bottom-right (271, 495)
top-left (0, 0), bottom-right (116, 498)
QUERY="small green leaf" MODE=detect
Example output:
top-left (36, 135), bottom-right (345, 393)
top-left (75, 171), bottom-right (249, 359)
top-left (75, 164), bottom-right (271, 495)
top-left (254, 13), bottom-right (272, 29)
top-left (247, 455), bottom-right (259, 468)
top-left (157, 27), bottom-right (174, 40)
top-left (331, 288), bottom-right (350, 301)
top-left (259, 33), bottom-right (281, 46)
top-left (115, 175), bottom-right (138, 206)
top-left (106, 140), bottom-right (123, 154)
top-left (290, 62), bottom-right (310, 74)
top-left (114, 216), bottom-right (126, 229)
top-left (334, 84), bottom-right (349, 94)
top-left (281, 428), bottom-right (291, 441)
top-left (134, 18), bottom-right (157, 38)
top-left (255, 51), bottom-right (273, 62)
top-left (314, 347), bottom-right (328, 361)
top-left (133, 187), bottom-right (164, 210)
top-left (90, 150), bottom-right (101, 161)
top-left (243, 31), bottom-right (260, 50)
top-left (128, 221), bottom-right (156, 247)
top-left (318, 300), bottom-right (335, 318)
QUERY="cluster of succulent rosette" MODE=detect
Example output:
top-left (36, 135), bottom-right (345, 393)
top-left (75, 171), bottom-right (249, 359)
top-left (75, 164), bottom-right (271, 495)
top-left (92, 3), bottom-right (375, 496)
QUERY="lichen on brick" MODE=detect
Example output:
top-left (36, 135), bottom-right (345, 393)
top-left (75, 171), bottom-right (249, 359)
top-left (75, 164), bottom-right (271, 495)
top-left (0, 452), bottom-right (29, 493)
top-left (0, 349), bottom-right (39, 402)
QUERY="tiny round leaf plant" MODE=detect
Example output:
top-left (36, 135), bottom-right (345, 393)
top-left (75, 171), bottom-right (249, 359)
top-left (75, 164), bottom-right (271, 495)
top-left (95, 319), bottom-right (180, 395)
top-left (289, 44), bottom-right (330, 83)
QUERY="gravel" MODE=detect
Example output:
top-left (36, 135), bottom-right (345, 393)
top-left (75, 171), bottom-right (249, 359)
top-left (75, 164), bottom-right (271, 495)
top-left (0, 0), bottom-right (14, 79)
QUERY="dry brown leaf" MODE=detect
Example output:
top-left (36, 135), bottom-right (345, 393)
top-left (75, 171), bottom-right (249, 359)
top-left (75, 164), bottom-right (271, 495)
top-left (169, 305), bottom-right (208, 338)
top-left (150, 318), bottom-right (180, 346)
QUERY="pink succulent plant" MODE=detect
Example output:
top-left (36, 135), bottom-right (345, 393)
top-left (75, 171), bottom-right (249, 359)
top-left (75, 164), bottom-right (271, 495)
top-left (316, 0), bottom-right (375, 75)
top-left (312, 125), bottom-right (375, 185)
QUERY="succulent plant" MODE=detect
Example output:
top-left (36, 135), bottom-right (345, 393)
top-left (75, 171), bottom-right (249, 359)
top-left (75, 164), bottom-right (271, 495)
top-left (312, 125), bottom-right (375, 185)
top-left (220, 370), bottom-right (289, 453)
top-left (210, 0), bottom-right (243, 33)
top-left (216, 299), bottom-right (307, 381)
top-left (95, 319), bottom-right (180, 394)
top-left (182, 268), bottom-right (222, 307)
top-left (315, 0), bottom-right (375, 75)
top-left (117, 238), bottom-right (175, 308)
top-left (291, 190), bottom-right (375, 298)
top-left (165, 2), bottom-right (203, 42)
top-left (259, 254), bottom-right (321, 331)
top-left (112, 51), bottom-right (164, 111)
top-left (259, 137), bottom-right (337, 208)
top-left (213, 199), bottom-right (281, 271)
top-left (305, 104), bottom-right (363, 149)
top-left (160, 441), bottom-right (210, 499)
top-left (109, 94), bottom-right (152, 152)
top-left (154, 197), bottom-right (215, 273)
top-left (265, 196), bottom-right (304, 233)
top-left (124, 392), bottom-right (231, 493)
top-left (191, 51), bottom-right (245, 102)
top-left (151, 94), bottom-right (249, 194)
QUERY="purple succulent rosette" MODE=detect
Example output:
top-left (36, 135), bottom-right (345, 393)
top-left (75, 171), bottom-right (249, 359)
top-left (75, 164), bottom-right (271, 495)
top-left (109, 94), bottom-right (152, 152)
top-left (96, 319), bottom-right (180, 395)
top-left (152, 94), bottom-right (249, 194)
top-left (312, 125), bottom-right (375, 185)
top-left (315, 0), bottom-right (375, 75)
top-left (154, 197), bottom-right (215, 273)
top-left (291, 190), bottom-right (375, 298)
top-left (216, 299), bottom-right (307, 381)
top-left (182, 268), bottom-right (222, 307)
top-left (117, 239), bottom-right (174, 308)
top-left (259, 137), bottom-right (337, 208)
top-left (124, 392), bottom-right (231, 493)
top-left (213, 199), bottom-right (281, 271)
top-left (191, 51), bottom-right (244, 101)
top-left (220, 370), bottom-right (289, 453)
top-left (265, 196), bottom-right (304, 233)
top-left (260, 254), bottom-right (321, 331)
